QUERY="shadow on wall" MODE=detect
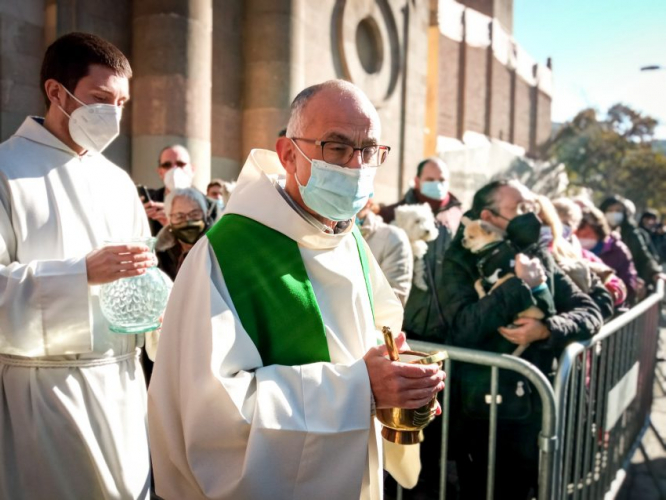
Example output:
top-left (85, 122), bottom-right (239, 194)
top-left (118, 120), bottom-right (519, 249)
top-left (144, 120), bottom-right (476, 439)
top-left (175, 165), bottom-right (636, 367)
top-left (439, 133), bottom-right (568, 206)
top-left (494, 156), bottom-right (569, 198)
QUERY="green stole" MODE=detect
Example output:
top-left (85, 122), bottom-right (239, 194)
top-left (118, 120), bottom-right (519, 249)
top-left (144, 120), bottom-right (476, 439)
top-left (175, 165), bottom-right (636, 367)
top-left (207, 214), bottom-right (374, 366)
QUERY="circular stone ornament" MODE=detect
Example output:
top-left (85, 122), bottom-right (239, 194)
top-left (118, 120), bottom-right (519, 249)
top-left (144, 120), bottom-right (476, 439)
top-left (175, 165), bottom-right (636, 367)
top-left (334, 0), bottom-right (401, 107)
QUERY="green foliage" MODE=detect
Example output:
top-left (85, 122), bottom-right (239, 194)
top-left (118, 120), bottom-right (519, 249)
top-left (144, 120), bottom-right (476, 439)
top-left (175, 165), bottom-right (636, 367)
top-left (543, 104), bottom-right (666, 214)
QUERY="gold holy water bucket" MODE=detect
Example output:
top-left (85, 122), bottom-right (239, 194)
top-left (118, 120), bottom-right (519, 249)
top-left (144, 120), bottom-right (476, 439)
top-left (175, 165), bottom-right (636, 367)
top-left (376, 349), bottom-right (448, 445)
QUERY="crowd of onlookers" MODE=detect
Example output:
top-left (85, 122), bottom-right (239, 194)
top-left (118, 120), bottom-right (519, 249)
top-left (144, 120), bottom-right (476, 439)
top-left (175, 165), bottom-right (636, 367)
top-left (137, 145), bottom-right (663, 500)
top-left (357, 158), bottom-right (661, 499)
top-left (4, 29), bottom-right (658, 498)
top-left (143, 147), bottom-right (665, 326)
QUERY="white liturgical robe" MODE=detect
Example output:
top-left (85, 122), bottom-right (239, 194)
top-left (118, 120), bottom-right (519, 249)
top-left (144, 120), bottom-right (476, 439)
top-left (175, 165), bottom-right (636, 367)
top-left (148, 149), bottom-right (420, 500)
top-left (0, 117), bottom-right (151, 499)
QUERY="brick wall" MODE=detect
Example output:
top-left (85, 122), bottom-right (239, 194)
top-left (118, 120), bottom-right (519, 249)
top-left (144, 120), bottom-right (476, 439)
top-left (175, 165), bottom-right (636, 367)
top-left (493, 0), bottom-right (513, 33)
top-left (535, 89), bottom-right (552, 148)
top-left (401, 3), bottom-right (431, 192)
top-left (459, 0), bottom-right (513, 34)
top-left (434, 0), bottom-right (551, 159)
top-left (489, 58), bottom-right (511, 142)
top-left (463, 45), bottom-right (487, 135)
top-left (437, 35), bottom-right (460, 139)
top-left (459, 0), bottom-right (492, 19)
top-left (513, 76), bottom-right (531, 150)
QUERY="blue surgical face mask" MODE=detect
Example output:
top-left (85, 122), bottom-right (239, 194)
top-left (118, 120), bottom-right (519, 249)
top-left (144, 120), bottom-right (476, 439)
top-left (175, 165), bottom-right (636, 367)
top-left (292, 140), bottom-right (376, 221)
top-left (562, 224), bottom-right (573, 241)
top-left (539, 225), bottom-right (554, 247)
top-left (420, 180), bottom-right (448, 200)
top-left (605, 211), bottom-right (624, 228)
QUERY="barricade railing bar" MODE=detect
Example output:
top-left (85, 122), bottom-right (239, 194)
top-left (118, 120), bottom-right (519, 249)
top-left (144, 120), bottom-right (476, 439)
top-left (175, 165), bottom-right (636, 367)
top-left (552, 280), bottom-right (664, 500)
top-left (394, 281), bottom-right (663, 500)
top-left (405, 340), bottom-right (558, 500)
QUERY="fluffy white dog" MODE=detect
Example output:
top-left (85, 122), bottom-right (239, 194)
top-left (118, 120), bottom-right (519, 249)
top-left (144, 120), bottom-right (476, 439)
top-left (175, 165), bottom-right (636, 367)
top-left (391, 204), bottom-right (438, 291)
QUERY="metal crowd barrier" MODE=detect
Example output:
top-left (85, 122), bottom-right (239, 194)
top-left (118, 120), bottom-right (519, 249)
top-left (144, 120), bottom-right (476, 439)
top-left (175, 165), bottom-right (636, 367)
top-left (553, 280), bottom-right (664, 500)
top-left (394, 281), bottom-right (664, 500)
top-left (403, 340), bottom-right (558, 500)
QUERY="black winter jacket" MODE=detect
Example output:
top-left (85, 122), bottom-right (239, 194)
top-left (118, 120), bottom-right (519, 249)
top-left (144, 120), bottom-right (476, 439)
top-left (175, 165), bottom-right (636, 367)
top-left (380, 189), bottom-right (458, 341)
top-left (621, 222), bottom-right (662, 284)
top-left (441, 229), bottom-right (604, 376)
top-left (401, 224), bottom-right (452, 341)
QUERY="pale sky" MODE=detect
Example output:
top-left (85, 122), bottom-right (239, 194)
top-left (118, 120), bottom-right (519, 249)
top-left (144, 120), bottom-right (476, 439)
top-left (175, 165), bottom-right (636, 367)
top-left (514, 0), bottom-right (666, 138)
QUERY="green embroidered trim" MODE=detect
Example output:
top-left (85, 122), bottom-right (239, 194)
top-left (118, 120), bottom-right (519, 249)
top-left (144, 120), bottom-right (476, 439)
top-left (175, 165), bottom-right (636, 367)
top-left (352, 225), bottom-right (375, 322)
top-left (207, 214), bottom-right (330, 366)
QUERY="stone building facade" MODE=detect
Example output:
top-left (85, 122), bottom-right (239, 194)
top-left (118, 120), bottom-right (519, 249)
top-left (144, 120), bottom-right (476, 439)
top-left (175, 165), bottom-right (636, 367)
top-left (425, 0), bottom-right (552, 205)
top-left (0, 0), bottom-right (550, 204)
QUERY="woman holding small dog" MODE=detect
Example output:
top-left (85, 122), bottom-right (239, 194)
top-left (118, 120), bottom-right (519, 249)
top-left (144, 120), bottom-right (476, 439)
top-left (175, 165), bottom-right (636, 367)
top-left (439, 179), bottom-right (603, 500)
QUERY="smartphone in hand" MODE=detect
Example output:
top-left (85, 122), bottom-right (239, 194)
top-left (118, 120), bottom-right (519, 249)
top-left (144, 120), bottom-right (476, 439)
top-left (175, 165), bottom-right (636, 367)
top-left (137, 185), bottom-right (151, 203)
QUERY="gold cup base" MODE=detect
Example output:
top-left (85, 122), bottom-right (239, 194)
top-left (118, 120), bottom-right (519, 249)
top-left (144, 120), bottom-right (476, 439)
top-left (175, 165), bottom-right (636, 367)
top-left (381, 427), bottom-right (424, 445)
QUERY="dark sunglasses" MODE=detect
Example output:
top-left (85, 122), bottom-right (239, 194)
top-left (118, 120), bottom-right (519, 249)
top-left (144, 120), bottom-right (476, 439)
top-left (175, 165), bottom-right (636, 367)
top-left (159, 161), bottom-right (188, 169)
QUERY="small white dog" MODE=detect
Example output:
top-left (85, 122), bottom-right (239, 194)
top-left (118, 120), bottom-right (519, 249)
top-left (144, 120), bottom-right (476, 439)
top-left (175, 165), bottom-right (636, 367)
top-left (392, 204), bottom-right (439, 291)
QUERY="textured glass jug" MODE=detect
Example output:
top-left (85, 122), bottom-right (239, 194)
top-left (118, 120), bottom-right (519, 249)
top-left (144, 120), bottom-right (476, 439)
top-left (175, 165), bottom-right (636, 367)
top-left (100, 237), bottom-right (169, 334)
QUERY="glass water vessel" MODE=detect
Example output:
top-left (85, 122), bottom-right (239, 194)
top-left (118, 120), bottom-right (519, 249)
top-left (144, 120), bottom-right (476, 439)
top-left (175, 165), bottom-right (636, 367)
top-left (100, 237), bottom-right (169, 334)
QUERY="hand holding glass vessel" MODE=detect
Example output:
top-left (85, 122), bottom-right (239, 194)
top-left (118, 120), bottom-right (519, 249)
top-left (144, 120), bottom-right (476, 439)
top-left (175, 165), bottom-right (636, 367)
top-left (99, 237), bottom-right (169, 334)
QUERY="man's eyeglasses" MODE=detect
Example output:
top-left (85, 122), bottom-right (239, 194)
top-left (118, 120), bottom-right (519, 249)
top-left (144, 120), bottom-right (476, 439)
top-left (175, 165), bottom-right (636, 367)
top-left (170, 209), bottom-right (204, 224)
top-left (291, 138), bottom-right (390, 167)
top-left (160, 161), bottom-right (188, 169)
top-left (487, 201), bottom-right (538, 220)
top-left (516, 201), bottom-right (539, 215)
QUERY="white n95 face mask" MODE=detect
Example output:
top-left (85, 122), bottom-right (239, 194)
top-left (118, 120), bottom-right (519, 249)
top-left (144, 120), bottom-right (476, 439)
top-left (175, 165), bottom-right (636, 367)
top-left (578, 237), bottom-right (599, 250)
top-left (59, 85), bottom-right (122, 154)
top-left (164, 165), bottom-right (194, 192)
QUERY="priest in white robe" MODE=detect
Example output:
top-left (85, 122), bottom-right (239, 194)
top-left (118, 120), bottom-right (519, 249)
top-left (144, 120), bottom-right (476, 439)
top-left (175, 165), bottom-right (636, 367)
top-left (0, 33), bottom-right (155, 499)
top-left (148, 80), bottom-right (446, 499)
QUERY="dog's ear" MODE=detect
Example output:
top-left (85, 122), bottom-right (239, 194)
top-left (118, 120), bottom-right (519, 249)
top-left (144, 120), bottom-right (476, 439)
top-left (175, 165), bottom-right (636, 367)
top-left (461, 216), bottom-right (473, 227)
top-left (478, 220), bottom-right (495, 234)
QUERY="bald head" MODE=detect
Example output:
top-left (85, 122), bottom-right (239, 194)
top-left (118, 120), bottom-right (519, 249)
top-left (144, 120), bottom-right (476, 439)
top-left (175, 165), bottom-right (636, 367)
top-left (275, 80), bottom-right (384, 225)
top-left (286, 80), bottom-right (381, 139)
top-left (417, 157), bottom-right (448, 179)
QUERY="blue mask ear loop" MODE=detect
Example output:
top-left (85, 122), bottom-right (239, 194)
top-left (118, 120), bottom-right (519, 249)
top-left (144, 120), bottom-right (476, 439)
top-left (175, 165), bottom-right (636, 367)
top-left (290, 139), bottom-right (313, 188)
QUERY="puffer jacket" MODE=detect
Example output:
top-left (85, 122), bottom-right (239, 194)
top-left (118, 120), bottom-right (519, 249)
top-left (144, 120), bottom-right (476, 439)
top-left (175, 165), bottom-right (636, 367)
top-left (379, 188), bottom-right (457, 340)
top-left (401, 224), bottom-right (452, 342)
top-left (441, 223), bottom-right (604, 376)
top-left (359, 212), bottom-right (413, 306)
top-left (619, 223), bottom-right (662, 284)
top-left (594, 234), bottom-right (638, 304)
